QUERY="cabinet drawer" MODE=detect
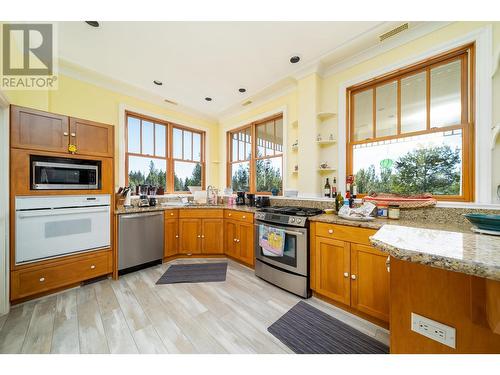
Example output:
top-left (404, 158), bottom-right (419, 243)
top-left (224, 210), bottom-right (253, 223)
top-left (179, 209), bottom-right (223, 218)
top-left (164, 209), bottom-right (179, 219)
top-left (11, 251), bottom-right (112, 300)
top-left (315, 223), bottom-right (376, 246)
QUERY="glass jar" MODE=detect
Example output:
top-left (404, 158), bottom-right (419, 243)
top-left (388, 204), bottom-right (400, 220)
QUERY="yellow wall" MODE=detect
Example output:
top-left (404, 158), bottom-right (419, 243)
top-left (3, 74), bottom-right (220, 189)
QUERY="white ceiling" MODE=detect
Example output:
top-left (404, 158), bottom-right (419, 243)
top-left (56, 21), bottom-right (420, 119)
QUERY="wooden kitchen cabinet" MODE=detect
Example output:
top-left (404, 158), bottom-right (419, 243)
top-left (201, 219), bottom-right (224, 254)
top-left (223, 210), bottom-right (255, 267)
top-left (224, 220), bottom-right (238, 258)
top-left (314, 236), bottom-right (351, 305)
top-left (10, 105), bottom-right (114, 158)
top-left (70, 117), bottom-right (114, 157)
top-left (311, 222), bottom-right (390, 325)
top-left (179, 218), bottom-right (202, 254)
top-left (164, 216), bottom-right (179, 258)
top-left (10, 105), bottom-right (70, 153)
top-left (350, 243), bottom-right (390, 322)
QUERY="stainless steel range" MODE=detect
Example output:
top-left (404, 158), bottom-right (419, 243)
top-left (254, 206), bottom-right (323, 298)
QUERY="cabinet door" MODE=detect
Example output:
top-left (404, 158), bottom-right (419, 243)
top-left (238, 222), bottom-right (254, 266)
top-left (202, 219), bottom-right (224, 254)
top-left (164, 218), bottom-right (179, 258)
top-left (10, 105), bottom-right (69, 153)
top-left (224, 220), bottom-right (238, 258)
top-left (179, 219), bottom-right (201, 254)
top-left (350, 243), bottom-right (390, 322)
top-left (70, 117), bottom-right (114, 157)
top-left (315, 237), bottom-right (351, 305)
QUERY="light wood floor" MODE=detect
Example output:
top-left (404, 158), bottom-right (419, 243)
top-left (0, 258), bottom-right (389, 354)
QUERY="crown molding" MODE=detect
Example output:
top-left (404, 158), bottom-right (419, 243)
top-left (321, 21), bottom-right (452, 77)
top-left (59, 59), bottom-right (218, 123)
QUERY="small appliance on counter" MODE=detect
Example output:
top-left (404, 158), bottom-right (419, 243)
top-left (255, 196), bottom-right (270, 208)
top-left (148, 186), bottom-right (157, 207)
top-left (236, 191), bottom-right (246, 205)
top-left (246, 193), bottom-right (256, 207)
top-left (138, 195), bottom-right (150, 207)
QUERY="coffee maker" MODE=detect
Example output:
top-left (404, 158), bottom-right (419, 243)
top-left (236, 191), bottom-right (246, 205)
top-left (246, 193), bottom-right (256, 207)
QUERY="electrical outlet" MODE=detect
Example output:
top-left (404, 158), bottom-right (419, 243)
top-left (411, 313), bottom-right (456, 349)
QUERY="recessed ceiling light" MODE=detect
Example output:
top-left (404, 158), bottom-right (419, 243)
top-left (238, 88), bottom-right (246, 93)
top-left (289, 55), bottom-right (301, 64)
top-left (205, 97), bottom-right (212, 102)
top-left (153, 80), bottom-right (163, 86)
top-left (85, 21), bottom-right (100, 28)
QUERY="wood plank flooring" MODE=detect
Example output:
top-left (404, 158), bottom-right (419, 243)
top-left (0, 258), bottom-right (389, 354)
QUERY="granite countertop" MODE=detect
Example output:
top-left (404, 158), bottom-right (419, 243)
top-left (115, 203), bottom-right (257, 215)
top-left (309, 213), bottom-right (473, 233)
top-left (370, 224), bottom-right (500, 281)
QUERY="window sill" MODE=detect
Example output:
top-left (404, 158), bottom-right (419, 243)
top-left (435, 201), bottom-right (500, 210)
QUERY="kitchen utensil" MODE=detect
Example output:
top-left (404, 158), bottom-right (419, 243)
top-left (246, 193), bottom-right (256, 207)
top-left (236, 191), bottom-right (246, 205)
top-left (255, 196), bottom-right (270, 208)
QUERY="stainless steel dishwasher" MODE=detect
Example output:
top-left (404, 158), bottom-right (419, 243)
top-left (118, 211), bottom-right (164, 273)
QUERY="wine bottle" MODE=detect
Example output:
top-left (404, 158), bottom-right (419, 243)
top-left (324, 178), bottom-right (331, 198)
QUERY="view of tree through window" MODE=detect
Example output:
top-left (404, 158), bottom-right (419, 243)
top-left (126, 112), bottom-right (205, 193)
top-left (348, 46), bottom-right (473, 201)
top-left (228, 115), bottom-right (283, 193)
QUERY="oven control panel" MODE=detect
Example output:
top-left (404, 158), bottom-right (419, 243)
top-left (255, 212), bottom-right (307, 227)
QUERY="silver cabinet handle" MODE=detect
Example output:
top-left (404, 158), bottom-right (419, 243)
top-left (201, 235), bottom-right (205, 238)
top-left (175, 235), bottom-right (179, 238)
top-left (228, 213), bottom-right (232, 216)
top-left (90, 265), bottom-right (96, 269)
top-left (39, 277), bottom-right (45, 282)
top-left (63, 132), bottom-right (69, 136)
top-left (343, 272), bottom-right (349, 278)
top-left (242, 215), bottom-right (246, 219)
top-left (351, 274), bottom-right (357, 280)
top-left (328, 229), bottom-right (334, 234)
top-left (197, 235), bottom-right (201, 238)
top-left (169, 212), bottom-right (174, 216)
top-left (237, 239), bottom-right (240, 243)
top-left (70, 132), bottom-right (76, 137)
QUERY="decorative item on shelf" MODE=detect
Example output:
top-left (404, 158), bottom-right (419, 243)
top-left (319, 161), bottom-right (330, 170)
top-left (271, 188), bottom-right (279, 196)
top-left (291, 120), bottom-right (298, 128)
top-left (329, 133), bottom-right (334, 141)
top-left (317, 112), bottom-right (337, 121)
top-left (316, 134), bottom-right (322, 142)
top-left (293, 164), bottom-right (299, 172)
top-left (292, 140), bottom-right (298, 150)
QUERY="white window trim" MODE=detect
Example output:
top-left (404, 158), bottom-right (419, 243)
top-left (337, 25), bottom-right (494, 205)
top-left (118, 103), bottom-right (212, 191)
top-left (221, 105), bottom-right (288, 193)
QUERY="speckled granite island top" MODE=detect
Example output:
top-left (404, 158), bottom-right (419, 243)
top-left (370, 225), bottom-right (500, 281)
top-left (115, 204), bottom-right (257, 215)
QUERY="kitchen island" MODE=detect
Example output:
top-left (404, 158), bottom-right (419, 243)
top-left (371, 225), bottom-right (500, 353)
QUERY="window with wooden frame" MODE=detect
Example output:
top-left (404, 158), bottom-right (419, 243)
top-left (347, 44), bottom-right (474, 201)
top-left (126, 111), bottom-right (205, 193)
top-left (227, 114), bottom-right (283, 194)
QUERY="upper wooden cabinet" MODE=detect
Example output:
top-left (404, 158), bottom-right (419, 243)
top-left (10, 105), bottom-right (114, 158)
top-left (70, 117), bottom-right (114, 157)
top-left (10, 105), bottom-right (70, 153)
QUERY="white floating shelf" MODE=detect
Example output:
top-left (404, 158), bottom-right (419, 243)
top-left (291, 120), bottom-right (298, 128)
top-left (292, 170), bottom-right (298, 174)
top-left (211, 161), bottom-right (221, 163)
top-left (316, 140), bottom-right (337, 146)
top-left (317, 112), bottom-right (337, 121)
top-left (317, 168), bottom-right (336, 173)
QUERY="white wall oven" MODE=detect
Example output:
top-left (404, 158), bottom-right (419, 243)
top-left (15, 195), bottom-right (111, 264)
top-left (31, 155), bottom-right (100, 190)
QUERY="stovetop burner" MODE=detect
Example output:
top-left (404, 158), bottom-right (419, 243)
top-left (258, 206), bottom-right (324, 217)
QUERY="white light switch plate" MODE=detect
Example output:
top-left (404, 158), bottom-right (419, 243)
top-left (411, 313), bottom-right (456, 349)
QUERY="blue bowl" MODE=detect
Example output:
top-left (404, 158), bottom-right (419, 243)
top-left (464, 213), bottom-right (500, 231)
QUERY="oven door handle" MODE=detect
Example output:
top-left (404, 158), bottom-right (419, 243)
top-left (17, 207), bottom-right (109, 218)
top-left (254, 224), bottom-right (304, 236)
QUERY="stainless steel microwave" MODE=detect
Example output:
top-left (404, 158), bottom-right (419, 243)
top-left (31, 155), bottom-right (100, 190)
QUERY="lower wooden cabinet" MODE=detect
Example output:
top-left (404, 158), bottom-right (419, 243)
top-left (311, 222), bottom-right (390, 323)
top-left (201, 218), bottom-right (224, 254)
top-left (11, 250), bottom-right (112, 301)
top-left (224, 217), bottom-right (254, 267)
top-left (177, 209), bottom-right (224, 255)
top-left (179, 218), bottom-right (202, 254)
top-left (164, 216), bottom-right (179, 257)
top-left (314, 237), bottom-right (351, 305)
top-left (350, 243), bottom-right (390, 322)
